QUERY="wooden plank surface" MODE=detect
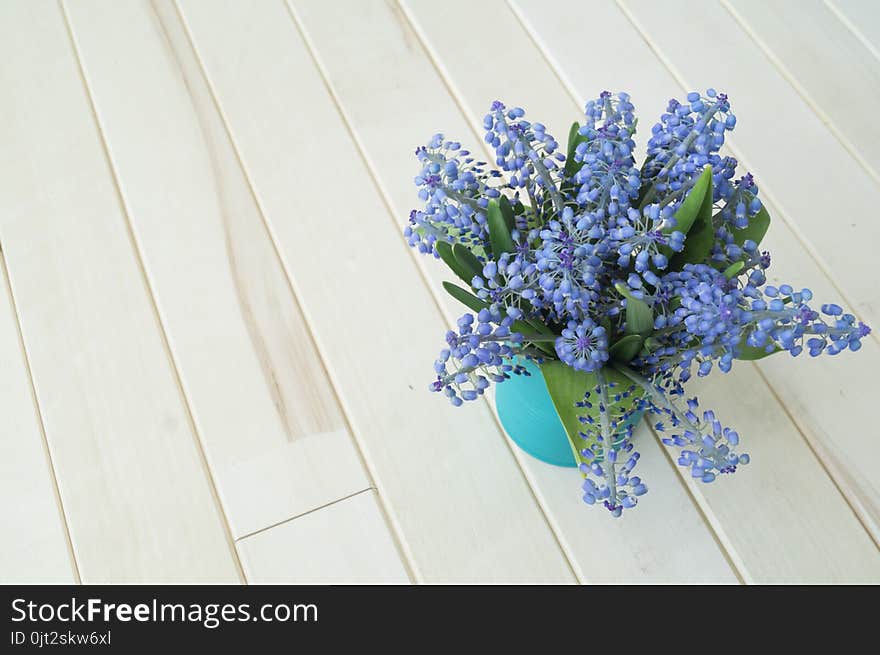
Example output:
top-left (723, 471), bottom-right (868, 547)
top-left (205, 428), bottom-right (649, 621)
top-left (0, 252), bottom-right (77, 583)
top-left (0, 0), bottom-right (240, 582)
top-left (62, 0), bottom-right (374, 540)
top-left (0, 0), bottom-right (875, 583)
top-left (725, 0), bottom-right (880, 180)
top-left (510, 0), bottom-right (880, 546)
top-left (176, 0), bottom-right (574, 583)
top-left (516, 0), bottom-right (880, 578)
top-left (408, 0), bottom-right (880, 582)
top-left (618, 0), bottom-right (880, 342)
top-left (611, 0), bottom-right (880, 546)
top-left (237, 491), bottom-right (411, 584)
top-left (292, 0), bottom-right (737, 583)
top-left (828, 0), bottom-right (880, 62)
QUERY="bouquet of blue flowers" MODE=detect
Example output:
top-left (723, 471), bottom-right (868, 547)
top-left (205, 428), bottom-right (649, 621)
top-left (405, 90), bottom-right (870, 517)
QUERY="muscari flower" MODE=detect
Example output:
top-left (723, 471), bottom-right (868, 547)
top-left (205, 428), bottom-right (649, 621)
top-left (412, 90), bottom-right (870, 517)
top-left (471, 251), bottom-right (542, 310)
top-left (572, 91), bottom-right (641, 215)
top-left (533, 207), bottom-right (605, 320)
top-left (483, 101), bottom-right (566, 219)
top-left (405, 134), bottom-right (500, 255)
top-left (555, 318), bottom-right (609, 372)
top-left (430, 307), bottom-right (528, 406)
top-left (641, 264), bottom-right (869, 381)
top-left (643, 90), bottom-right (738, 206)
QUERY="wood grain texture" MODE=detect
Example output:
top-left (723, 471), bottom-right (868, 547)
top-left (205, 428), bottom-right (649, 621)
top-left (0, 253), bottom-right (76, 583)
top-left (827, 0), bottom-right (880, 62)
top-left (511, 0), bottom-right (880, 547)
top-left (237, 491), bottom-right (411, 584)
top-left (62, 0), bottom-right (373, 539)
top-left (0, 0), bottom-right (239, 582)
top-left (176, 0), bottom-right (574, 583)
top-left (409, 0), bottom-right (880, 582)
top-left (618, 0), bottom-right (880, 341)
top-left (0, 0), bottom-right (873, 583)
top-left (292, 0), bottom-right (738, 583)
top-left (725, 0), bottom-right (880, 180)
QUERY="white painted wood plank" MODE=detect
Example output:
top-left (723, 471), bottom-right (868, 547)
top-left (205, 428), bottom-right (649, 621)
top-left (237, 491), bottom-right (410, 584)
top-left (0, 0), bottom-right (239, 582)
top-left (618, 0), bottom-right (880, 346)
top-left (512, 0), bottom-right (880, 546)
top-left (608, 0), bottom-right (880, 551)
top-left (517, 0), bottom-right (880, 573)
top-left (292, 0), bottom-right (737, 583)
top-left (62, 0), bottom-right (373, 540)
top-left (726, 0), bottom-right (880, 180)
top-left (408, 0), bottom-right (880, 582)
top-left (0, 253), bottom-right (76, 583)
top-left (176, 0), bottom-right (574, 583)
top-left (828, 0), bottom-right (880, 62)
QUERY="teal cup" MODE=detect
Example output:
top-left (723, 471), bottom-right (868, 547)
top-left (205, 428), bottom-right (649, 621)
top-left (495, 358), bottom-right (644, 467)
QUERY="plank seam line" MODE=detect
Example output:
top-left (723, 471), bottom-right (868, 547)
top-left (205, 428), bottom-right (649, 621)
top-left (614, 0), bottom-right (880, 352)
top-left (393, 0), bottom-right (587, 583)
top-left (507, 0), bottom-right (744, 584)
top-left (824, 0), bottom-right (880, 65)
top-left (751, 363), bottom-right (879, 550)
top-left (0, 248), bottom-right (82, 584)
top-left (284, 0), bottom-right (575, 582)
top-left (402, 0), bottom-right (744, 583)
top-left (613, 0), bottom-right (880, 556)
top-left (169, 0), bottom-right (418, 583)
top-left (506, 0), bottom-right (586, 111)
top-left (720, 0), bottom-right (880, 186)
top-left (58, 0), bottom-right (246, 584)
top-left (235, 487), bottom-right (375, 543)
top-left (287, 0), bottom-right (577, 583)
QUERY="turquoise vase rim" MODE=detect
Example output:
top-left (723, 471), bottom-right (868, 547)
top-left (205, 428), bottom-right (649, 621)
top-left (495, 359), bottom-right (644, 468)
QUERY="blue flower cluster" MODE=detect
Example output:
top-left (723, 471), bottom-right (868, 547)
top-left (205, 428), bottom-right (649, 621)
top-left (642, 90), bottom-right (738, 210)
top-left (576, 377), bottom-right (648, 516)
top-left (555, 319), bottom-right (608, 372)
top-left (430, 306), bottom-right (527, 406)
top-left (407, 90), bottom-right (870, 517)
top-left (484, 101), bottom-right (566, 217)
top-left (643, 264), bottom-right (870, 381)
top-left (405, 134), bottom-right (500, 255)
top-left (573, 91), bottom-right (640, 214)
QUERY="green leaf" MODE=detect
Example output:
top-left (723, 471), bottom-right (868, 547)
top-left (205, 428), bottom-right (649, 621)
top-left (435, 241), bottom-right (475, 286)
top-left (498, 196), bottom-right (516, 232)
top-left (451, 243), bottom-right (483, 283)
top-left (442, 281), bottom-right (489, 313)
top-left (609, 334), bottom-right (644, 362)
top-left (540, 362), bottom-right (640, 460)
top-left (522, 316), bottom-right (555, 337)
top-left (642, 336), bottom-right (662, 353)
top-left (735, 344), bottom-right (781, 360)
top-left (669, 167), bottom-right (715, 269)
top-left (615, 283), bottom-right (654, 337)
top-left (732, 198), bottom-right (771, 248)
top-left (442, 282), bottom-right (555, 355)
top-left (665, 166), bottom-right (712, 240)
top-left (539, 361), bottom-right (595, 465)
top-left (520, 321), bottom-right (556, 356)
top-left (487, 200), bottom-right (516, 256)
top-left (564, 121), bottom-right (586, 179)
top-left (735, 332), bottom-right (781, 360)
top-left (566, 121), bottom-right (579, 158)
top-left (723, 261), bottom-right (745, 279)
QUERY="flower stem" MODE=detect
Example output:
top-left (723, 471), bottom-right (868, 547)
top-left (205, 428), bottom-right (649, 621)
top-left (594, 368), bottom-right (618, 503)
